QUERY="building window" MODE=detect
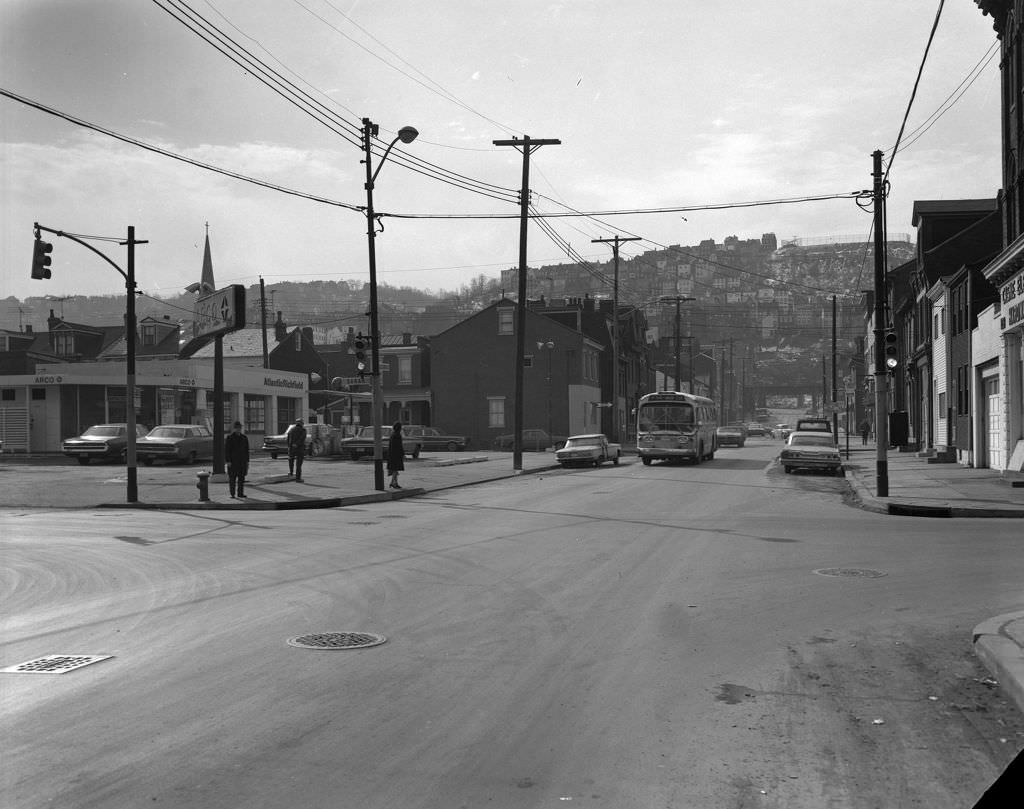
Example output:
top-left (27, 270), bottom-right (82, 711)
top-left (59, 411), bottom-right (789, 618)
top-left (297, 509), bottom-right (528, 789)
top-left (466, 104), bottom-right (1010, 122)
top-left (398, 355), bottom-right (412, 385)
top-left (938, 391), bottom-right (946, 414)
top-left (244, 395), bottom-right (266, 433)
top-left (277, 397), bottom-right (298, 433)
top-left (31, 388), bottom-right (46, 400)
top-left (142, 325), bottom-right (157, 346)
top-left (1, 389), bottom-right (15, 401)
top-left (53, 332), bottom-right (74, 355)
top-left (498, 307), bottom-right (513, 335)
top-left (523, 355), bottom-right (534, 368)
top-left (487, 396), bottom-right (505, 428)
top-left (295, 330), bottom-right (302, 351)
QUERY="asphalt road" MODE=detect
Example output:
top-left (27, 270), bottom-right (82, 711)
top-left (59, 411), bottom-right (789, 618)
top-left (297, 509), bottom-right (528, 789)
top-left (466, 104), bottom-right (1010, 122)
top-left (3, 440), bottom-right (1023, 808)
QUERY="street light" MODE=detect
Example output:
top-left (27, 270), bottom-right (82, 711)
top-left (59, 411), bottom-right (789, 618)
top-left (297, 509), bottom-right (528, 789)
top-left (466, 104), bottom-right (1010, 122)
top-left (362, 118), bottom-right (418, 491)
top-left (659, 295), bottom-right (695, 392)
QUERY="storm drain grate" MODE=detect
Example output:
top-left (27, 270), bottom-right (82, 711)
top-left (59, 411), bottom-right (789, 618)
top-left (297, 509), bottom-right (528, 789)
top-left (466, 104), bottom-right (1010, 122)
top-left (287, 632), bottom-right (387, 650)
top-left (814, 567), bottom-right (886, 579)
top-left (2, 654), bottom-right (113, 674)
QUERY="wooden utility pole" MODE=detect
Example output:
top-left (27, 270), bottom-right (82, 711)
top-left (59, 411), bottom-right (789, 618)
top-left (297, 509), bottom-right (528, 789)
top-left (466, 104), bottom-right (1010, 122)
top-left (871, 150), bottom-right (890, 496)
top-left (592, 235), bottom-right (640, 443)
top-left (493, 135), bottom-right (560, 470)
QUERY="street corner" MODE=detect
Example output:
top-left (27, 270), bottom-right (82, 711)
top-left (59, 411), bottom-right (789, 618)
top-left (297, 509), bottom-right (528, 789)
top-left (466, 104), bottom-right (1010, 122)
top-left (973, 610), bottom-right (1024, 717)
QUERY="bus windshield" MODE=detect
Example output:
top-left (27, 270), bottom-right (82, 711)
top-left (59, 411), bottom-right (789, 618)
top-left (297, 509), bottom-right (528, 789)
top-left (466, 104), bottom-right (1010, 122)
top-left (638, 404), bottom-right (695, 433)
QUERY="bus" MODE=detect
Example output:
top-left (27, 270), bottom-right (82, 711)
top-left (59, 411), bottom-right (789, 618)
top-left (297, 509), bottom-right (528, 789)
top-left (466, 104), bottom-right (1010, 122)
top-left (636, 390), bottom-right (718, 465)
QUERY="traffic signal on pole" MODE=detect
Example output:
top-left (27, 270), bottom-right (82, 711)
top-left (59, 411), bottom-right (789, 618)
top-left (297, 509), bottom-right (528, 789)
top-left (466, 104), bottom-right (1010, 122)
top-left (353, 334), bottom-right (369, 377)
top-left (883, 331), bottom-right (899, 371)
top-left (31, 237), bottom-right (53, 280)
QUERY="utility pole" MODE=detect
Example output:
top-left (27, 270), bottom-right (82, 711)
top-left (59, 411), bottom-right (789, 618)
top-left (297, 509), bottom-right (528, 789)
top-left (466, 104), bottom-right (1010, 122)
top-left (831, 294), bottom-right (839, 438)
top-left (871, 150), bottom-right (890, 496)
top-left (260, 276), bottom-right (269, 369)
top-left (592, 234), bottom-right (640, 444)
top-left (728, 338), bottom-right (735, 423)
top-left (493, 135), bottom-right (560, 471)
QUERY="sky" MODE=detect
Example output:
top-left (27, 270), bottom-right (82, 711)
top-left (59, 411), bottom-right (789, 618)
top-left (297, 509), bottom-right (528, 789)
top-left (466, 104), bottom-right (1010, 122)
top-left (0, 0), bottom-right (1005, 327)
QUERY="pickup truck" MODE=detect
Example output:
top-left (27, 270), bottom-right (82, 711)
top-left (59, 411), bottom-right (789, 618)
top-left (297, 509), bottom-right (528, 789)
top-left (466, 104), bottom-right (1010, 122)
top-left (555, 434), bottom-right (622, 467)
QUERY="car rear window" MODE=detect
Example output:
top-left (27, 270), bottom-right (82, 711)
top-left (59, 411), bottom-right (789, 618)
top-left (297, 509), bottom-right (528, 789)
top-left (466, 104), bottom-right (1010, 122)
top-left (790, 434), bottom-right (835, 447)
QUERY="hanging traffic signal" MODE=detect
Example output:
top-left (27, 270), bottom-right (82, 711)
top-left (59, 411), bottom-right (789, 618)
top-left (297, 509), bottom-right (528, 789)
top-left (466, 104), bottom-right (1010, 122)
top-left (31, 237), bottom-right (53, 280)
top-left (352, 333), bottom-right (370, 377)
top-left (883, 331), bottom-right (899, 370)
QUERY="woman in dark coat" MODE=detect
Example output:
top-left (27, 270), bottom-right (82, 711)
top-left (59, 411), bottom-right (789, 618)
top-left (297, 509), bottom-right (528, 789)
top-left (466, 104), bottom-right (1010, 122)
top-left (387, 422), bottom-right (405, 489)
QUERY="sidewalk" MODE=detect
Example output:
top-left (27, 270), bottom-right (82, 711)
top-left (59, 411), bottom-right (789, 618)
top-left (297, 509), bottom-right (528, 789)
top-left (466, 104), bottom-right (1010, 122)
top-left (838, 441), bottom-right (1024, 716)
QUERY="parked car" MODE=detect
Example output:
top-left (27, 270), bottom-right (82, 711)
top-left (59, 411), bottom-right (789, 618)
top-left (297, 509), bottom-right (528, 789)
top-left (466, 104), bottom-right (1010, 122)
top-left (780, 431), bottom-right (843, 476)
top-left (745, 423), bottom-right (768, 437)
top-left (715, 425), bottom-right (746, 447)
top-left (405, 426), bottom-right (468, 452)
top-left (136, 424), bottom-right (214, 465)
top-left (337, 425), bottom-right (422, 460)
top-left (795, 417), bottom-right (832, 433)
top-left (262, 423), bottom-right (342, 459)
top-left (555, 434), bottom-right (621, 467)
top-left (493, 428), bottom-right (566, 452)
top-left (62, 423), bottom-right (149, 465)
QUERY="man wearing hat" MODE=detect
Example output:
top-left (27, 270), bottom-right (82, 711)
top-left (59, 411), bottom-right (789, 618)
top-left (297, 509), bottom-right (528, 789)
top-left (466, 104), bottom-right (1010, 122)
top-left (286, 418), bottom-right (308, 482)
top-left (224, 421), bottom-right (250, 499)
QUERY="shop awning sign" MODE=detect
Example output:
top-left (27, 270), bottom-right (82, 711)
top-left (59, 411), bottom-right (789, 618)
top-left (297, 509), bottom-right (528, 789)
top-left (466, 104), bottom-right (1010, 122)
top-left (194, 285), bottom-right (246, 339)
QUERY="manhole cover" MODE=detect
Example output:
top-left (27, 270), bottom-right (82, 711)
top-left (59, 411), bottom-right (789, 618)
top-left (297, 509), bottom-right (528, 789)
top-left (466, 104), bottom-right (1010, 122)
top-left (2, 654), bottom-right (113, 674)
top-left (287, 632), bottom-right (387, 650)
top-left (814, 567), bottom-right (886, 578)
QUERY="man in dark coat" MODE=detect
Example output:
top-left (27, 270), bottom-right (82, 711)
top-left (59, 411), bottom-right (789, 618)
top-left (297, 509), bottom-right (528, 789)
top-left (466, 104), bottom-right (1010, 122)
top-left (387, 422), bottom-right (404, 489)
top-left (224, 421), bottom-right (250, 498)
top-left (287, 418), bottom-right (307, 482)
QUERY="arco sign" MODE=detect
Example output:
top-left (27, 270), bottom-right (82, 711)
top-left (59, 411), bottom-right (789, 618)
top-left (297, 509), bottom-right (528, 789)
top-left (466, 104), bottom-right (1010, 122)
top-left (194, 284), bottom-right (246, 340)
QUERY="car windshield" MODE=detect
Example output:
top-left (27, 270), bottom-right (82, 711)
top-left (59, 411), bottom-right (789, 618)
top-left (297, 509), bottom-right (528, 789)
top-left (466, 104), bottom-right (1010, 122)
top-left (148, 427), bottom-right (185, 439)
top-left (83, 426), bottom-right (122, 437)
top-left (790, 434), bottom-right (835, 447)
top-left (639, 404), bottom-right (695, 433)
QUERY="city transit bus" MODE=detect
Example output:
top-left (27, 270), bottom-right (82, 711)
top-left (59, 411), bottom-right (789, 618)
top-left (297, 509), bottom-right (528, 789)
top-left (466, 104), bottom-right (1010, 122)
top-left (636, 391), bottom-right (718, 465)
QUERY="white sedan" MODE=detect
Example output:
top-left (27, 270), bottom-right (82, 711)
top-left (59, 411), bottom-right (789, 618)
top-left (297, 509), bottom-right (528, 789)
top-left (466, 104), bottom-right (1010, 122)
top-left (780, 431), bottom-right (843, 476)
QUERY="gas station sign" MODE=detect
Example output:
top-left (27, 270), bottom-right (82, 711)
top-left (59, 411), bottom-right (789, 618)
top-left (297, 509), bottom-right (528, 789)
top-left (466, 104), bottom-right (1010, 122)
top-left (194, 284), bottom-right (246, 339)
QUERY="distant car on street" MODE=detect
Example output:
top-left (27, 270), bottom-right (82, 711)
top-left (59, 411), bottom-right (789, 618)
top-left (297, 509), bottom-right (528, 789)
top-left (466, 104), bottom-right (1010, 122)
top-left (62, 423), bottom-right (149, 465)
top-left (715, 425), bottom-right (746, 447)
top-left (405, 426), bottom-right (468, 452)
top-left (773, 424), bottom-right (793, 440)
top-left (745, 423), bottom-right (768, 437)
top-left (493, 428), bottom-right (566, 452)
top-left (337, 425), bottom-right (422, 459)
top-left (136, 424), bottom-right (214, 465)
top-left (555, 434), bottom-right (621, 467)
top-left (780, 431), bottom-right (843, 476)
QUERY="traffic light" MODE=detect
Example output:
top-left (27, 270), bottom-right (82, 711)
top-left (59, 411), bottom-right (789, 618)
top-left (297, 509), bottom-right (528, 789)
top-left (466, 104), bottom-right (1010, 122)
top-left (352, 333), bottom-right (370, 377)
top-left (883, 331), bottom-right (899, 371)
top-left (31, 237), bottom-right (53, 280)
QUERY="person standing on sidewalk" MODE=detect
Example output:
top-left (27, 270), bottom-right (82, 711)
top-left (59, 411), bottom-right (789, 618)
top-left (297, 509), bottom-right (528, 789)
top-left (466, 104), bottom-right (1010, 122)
top-left (859, 419), bottom-right (871, 445)
top-left (387, 422), bottom-right (405, 489)
top-left (225, 421), bottom-right (250, 499)
top-left (287, 418), bottom-right (307, 482)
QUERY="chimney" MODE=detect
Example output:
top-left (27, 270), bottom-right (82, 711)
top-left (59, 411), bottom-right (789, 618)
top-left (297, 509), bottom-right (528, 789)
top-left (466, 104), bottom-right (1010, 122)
top-left (402, 332), bottom-right (412, 346)
top-left (47, 309), bottom-right (60, 331)
top-left (24, 324), bottom-right (33, 335)
top-left (583, 294), bottom-right (595, 312)
top-left (274, 310), bottom-right (287, 342)
top-left (302, 327), bottom-right (314, 345)
top-left (346, 327), bottom-right (355, 344)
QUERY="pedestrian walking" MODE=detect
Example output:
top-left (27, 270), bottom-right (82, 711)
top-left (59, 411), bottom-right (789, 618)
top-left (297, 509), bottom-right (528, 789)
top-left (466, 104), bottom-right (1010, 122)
top-left (387, 422), bottom-right (404, 489)
top-left (224, 421), bottom-right (250, 498)
top-left (859, 419), bottom-right (871, 445)
top-left (288, 418), bottom-right (307, 482)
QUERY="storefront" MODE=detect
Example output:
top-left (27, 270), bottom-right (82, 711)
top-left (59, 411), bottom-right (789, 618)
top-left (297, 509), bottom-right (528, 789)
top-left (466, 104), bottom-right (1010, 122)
top-left (0, 359), bottom-right (308, 453)
top-left (997, 268), bottom-right (1024, 471)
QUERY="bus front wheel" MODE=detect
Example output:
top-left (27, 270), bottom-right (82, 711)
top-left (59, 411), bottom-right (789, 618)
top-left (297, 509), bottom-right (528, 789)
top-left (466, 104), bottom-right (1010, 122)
top-left (641, 457), bottom-right (652, 466)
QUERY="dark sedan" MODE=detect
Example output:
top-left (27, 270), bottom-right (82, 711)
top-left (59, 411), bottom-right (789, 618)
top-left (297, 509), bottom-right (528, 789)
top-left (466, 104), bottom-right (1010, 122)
top-left (62, 424), bottom-right (149, 465)
top-left (137, 424), bottom-right (214, 465)
top-left (406, 426), bottom-right (468, 451)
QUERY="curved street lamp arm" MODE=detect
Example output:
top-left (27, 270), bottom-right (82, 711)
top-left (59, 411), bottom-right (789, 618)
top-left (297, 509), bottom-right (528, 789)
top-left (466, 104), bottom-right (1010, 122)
top-left (34, 223), bottom-right (128, 283)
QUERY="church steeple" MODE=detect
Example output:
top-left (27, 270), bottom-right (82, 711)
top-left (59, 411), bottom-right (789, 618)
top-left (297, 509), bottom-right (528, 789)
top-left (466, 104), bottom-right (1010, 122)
top-left (199, 222), bottom-right (216, 294)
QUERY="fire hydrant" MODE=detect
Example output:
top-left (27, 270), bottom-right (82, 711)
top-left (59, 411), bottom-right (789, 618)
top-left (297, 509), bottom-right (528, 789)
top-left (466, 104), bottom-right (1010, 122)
top-left (196, 470), bottom-right (211, 502)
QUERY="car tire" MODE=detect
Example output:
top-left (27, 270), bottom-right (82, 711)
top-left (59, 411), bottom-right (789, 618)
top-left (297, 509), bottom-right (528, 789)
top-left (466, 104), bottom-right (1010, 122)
top-left (783, 465), bottom-right (792, 474)
top-left (271, 451), bottom-right (278, 460)
top-left (613, 455), bottom-right (620, 466)
top-left (693, 445), bottom-right (703, 465)
top-left (412, 446), bottom-right (420, 459)
top-left (641, 457), bottom-right (652, 466)
top-left (142, 458), bottom-right (154, 466)
top-left (446, 441), bottom-right (458, 452)
top-left (77, 456), bottom-right (90, 465)
top-left (187, 451), bottom-right (197, 464)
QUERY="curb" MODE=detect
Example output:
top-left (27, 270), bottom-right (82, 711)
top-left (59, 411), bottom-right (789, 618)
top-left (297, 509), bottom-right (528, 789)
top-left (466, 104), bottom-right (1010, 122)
top-left (973, 610), bottom-right (1024, 716)
top-left (96, 487), bottom-right (426, 511)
